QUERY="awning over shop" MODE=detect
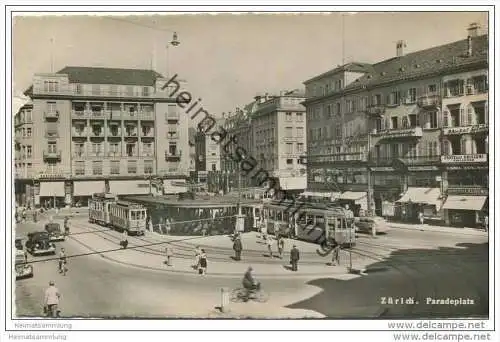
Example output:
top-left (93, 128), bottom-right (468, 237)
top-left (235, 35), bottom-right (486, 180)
top-left (442, 196), bottom-right (487, 211)
top-left (73, 181), bottom-right (105, 196)
top-left (396, 187), bottom-right (441, 208)
top-left (39, 182), bottom-right (65, 197)
top-left (109, 180), bottom-right (150, 195)
top-left (163, 179), bottom-right (187, 194)
top-left (338, 191), bottom-right (368, 210)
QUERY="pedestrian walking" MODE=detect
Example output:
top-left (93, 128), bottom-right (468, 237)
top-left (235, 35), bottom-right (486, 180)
top-left (43, 281), bottom-right (61, 318)
top-left (331, 241), bottom-right (341, 266)
top-left (120, 230), bottom-right (128, 249)
top-left (22, 209), bottom-right (27, 223)
top-left (419, 211), bottom-right (424, 226)
top-left (277, 236), bottom-right (285, 259)
top-left (165, 244), bottom-right (174, 266)
top-left (233, 236), bottom-right (242, 261)
top-left (290, 245), bottom-right (300, 272)
top-left (194, 246), bottom-right (202, 270)
top-left (267, 235), bottom-right (274, 258)
top-left (484, 215), bottom-right (489, 232)
top-left (58, 248), bottom-right (67, 275)
top-left (199, 249), bottom-right (207, 275)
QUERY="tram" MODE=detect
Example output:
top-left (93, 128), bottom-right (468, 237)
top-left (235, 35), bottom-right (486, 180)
top-left (88, 192), bottom-right (117, 225)
top-left (109, 200), bottom-right (148, 236)
top-left (263, 201), bottom-right (356, 247)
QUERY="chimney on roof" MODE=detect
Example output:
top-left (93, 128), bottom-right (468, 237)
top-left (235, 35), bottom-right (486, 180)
top-left (468, 22), bottom-right (480, 38)
top-left (396, 40), bottom-right (406, 57)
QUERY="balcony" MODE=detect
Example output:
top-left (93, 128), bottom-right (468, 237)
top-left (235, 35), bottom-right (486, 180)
top-left (43, 151), bottom-right (62, 161)
top-left (73, 152), bottom-right (85, 159)
top-left (89, 130), bottom-right (105, 139)
top-left (442, 124), bottom-right (488, 136)
top-left (107, 130), bottom-right (122, 139)
top-left (141, 131), bottom-right (155, 140)
top-left (44, 110), bottom-right (60, 120)
top-left (417, 94), bottom-right (440, 109)
top-left (308, 152), bottom-right (367, 163)
top-left (441, 154), bottom-right (488, 164)
top-left (108, 152), bottom-right (122, 158)
top-left (165, 151), bottom-right (182, 161)
top-left (90, 111), bottom-right (106, 119)
top-left (37, 169), bottom-right (70, 179)
top-left (45, 131), bottom-right (59, 139)
top-left (124, 131), bottom-right (139, 140)
top-left (167, 132), bottom-right (179, 139)
top-left (371, 127), bottom-right (423, 140)
top-left (139, 111), bottom-right (154, 121)
top-left (122, 111), bottom-right (140, 121)
top-left (72, 130), bottom-right (88, 139)
top-left (72, 110), bottom-right (91, 119)
top-left (367, 157), bottom-right (394, 167)
top-left (88, 152), bottom-right (105, 159)
top-left (397, 155), bottom-right (441, 165)
top-left (364, 105), bottom-right (385, 116)
top-left (447, 185), bottom-right (488, 196)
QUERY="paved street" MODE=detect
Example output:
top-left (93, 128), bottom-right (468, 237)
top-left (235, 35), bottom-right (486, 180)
top-left (14, 217), bottom-right (488, 318)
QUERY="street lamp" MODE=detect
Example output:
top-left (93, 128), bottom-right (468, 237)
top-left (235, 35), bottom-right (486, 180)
top-left (166, 32), bottom-right (180, 78)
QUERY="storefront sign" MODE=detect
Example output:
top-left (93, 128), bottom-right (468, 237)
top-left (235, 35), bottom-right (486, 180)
top-left (372, 127), bottom-right (423, 139)
top-left (447, 187), bottom-right (489, 196)
top-left (442, 124), bottom-right (488, 136)
top-left (407, 166), bottom-right (439, 171)
top-left (441, 154), bottom-right (487, 164)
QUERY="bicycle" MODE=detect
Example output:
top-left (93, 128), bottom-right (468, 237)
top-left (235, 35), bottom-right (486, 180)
top-left (230, 286), bottom-right (269, 303)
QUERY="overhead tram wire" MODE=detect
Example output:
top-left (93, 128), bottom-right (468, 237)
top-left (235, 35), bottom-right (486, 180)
top-left (103, 16), bottom-right (177, 34)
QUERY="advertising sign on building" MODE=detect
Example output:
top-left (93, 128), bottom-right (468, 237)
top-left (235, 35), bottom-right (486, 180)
top-left (442, 124), bottom-right (488, 136)
top-left (441, 154), bottom-right (487, 164)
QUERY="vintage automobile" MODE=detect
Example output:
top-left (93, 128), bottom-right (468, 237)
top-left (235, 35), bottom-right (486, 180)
top-left (355, 216), bottom-right (390, 235)
top-left (15, 249), bottom-right (33, 279)
top-left (45, 222), bottom-right (65, 242)
top-left (25, 231), bottom-right (56, 256)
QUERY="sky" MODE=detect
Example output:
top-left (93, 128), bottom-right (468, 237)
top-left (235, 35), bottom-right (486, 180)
top-left (12, 12), bottom-right (488, 117)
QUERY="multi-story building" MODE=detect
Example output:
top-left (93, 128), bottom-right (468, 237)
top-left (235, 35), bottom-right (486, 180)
top-left (221, 91), bottom-right (307, 194)
top-left (14, 66), bottom-right (190, 207)
top-left (303, 23), bottom-right (488, 227)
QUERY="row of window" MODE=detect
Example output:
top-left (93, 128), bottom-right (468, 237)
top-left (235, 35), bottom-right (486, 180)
top-left (15, 109), bottom-right (33, 125)
top-left (373, 142), bottom-right (440, 159)
top-left (15, 145), bottom-right (32, 159)
top-left (42, 80), bottom-right (156, 98)
top-left (73, 142), bottom-right (154, 157)
top-left (285, 142), bottom-right (305, 154)
top-left (284, 126), bottom-right (304, 138)
top-left (74, 160), bottom-right (154, 176)
top-left (284, 112), bottom-right (304, 122)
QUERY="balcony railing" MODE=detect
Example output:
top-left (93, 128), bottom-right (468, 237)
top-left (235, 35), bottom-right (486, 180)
top-left (37, 169), bottom-right (71, 179)
top-left (364, 105), bottom-right (385, 116)
top-left (397, 155), bottom-right (441, 165)
top-left (122, 112), bottom-right (140, 120)
top-left (107, 131), bottom-right (122, 138)
top-left (44, 111), bottom-right (60, 120)
top-left (441, 154), bottom-right (488, 164)
top-left (72, 130), bottom-right (87, 137)
top-left (309, 152), bottom-right (367, 163)
top-left (73, 152), bottom-right (85, 159)
top-left (165, 152), bottom-right (182, 161)
top-left (442, 124), bottom-right (488, 136)
top-left (417, 94), bottom-right (440, 108)
top-left (45, 131), bottom-right (59, 139)
top-left (367, 157), bottom-right (394, 166)
top-left (108, 152), bottom-right (122, 158)
top-left (167, 132), bottom-right (179, 139)
top-left (72, 110), bottom-right (91, 118)
top-left (124, 131), bottom-right (139, 138)
top-left (90, 111), bottom-right (106, 119)
top-left (371, 127), bottom-right (423, 139)
top-left (89, 131), bottom-right (105, 138)
top-left (139, 111), bottom-right (155, 120)
top-left (43, 151), bottom-right (62, 160)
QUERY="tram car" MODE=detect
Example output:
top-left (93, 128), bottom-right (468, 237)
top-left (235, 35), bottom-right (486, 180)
top-left (263, 201), bottom-right (356, 247)
top-left (109, 200), bottom-right (148, 236)
top-left (89, 193), bottom-right (118, 226)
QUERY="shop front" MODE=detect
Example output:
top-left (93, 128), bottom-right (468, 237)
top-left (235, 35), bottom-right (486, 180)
top-left (73, 180), bottom-right (106, 207)
top-left (396, 187), bottom-right (442, 222)
top-left (39, 181), bottom-right (65, 209)
top-left (442, 195), bottom-right (487, 228)
top-left (371, 168), bottom-right (404, 218)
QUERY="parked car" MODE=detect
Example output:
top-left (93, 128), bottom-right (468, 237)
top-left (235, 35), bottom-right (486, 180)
top-left (15, 249), bottom-right (33, 279)
top-left (15, 237), bottom-right (24, 251)
top-left (45, 222), bottom-right (65, 242)
top-left (355, 216), bottom-right (390, 235)
top-left (25, 231), bottom-right (56, 256)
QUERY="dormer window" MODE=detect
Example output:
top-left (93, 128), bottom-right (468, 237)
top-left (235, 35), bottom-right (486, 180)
top-left (43, 80), bottom-right (59, 93)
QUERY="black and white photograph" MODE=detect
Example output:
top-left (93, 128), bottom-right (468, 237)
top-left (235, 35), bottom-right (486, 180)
top-left (2, 4), bottom-right (498, 341)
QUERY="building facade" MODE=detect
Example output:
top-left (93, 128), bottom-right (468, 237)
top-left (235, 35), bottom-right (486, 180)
top-left (14, 66), bottom-right (191, 207)
top-left (303, 24), bottom-right (488, 227)
top-left (221, 91), bottom-right (307, 194)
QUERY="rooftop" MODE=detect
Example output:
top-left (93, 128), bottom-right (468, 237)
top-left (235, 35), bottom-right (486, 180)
top-left (56, 66), bottom-right (165, 86)
top-left (304, 62), bottom-right (375, 84)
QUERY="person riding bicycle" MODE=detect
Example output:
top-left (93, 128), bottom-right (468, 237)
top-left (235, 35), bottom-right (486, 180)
top-left (58, 248), bottom-right (67, 275)
top-left (242, 266), bottom-right (260, 299)
top-left (63, 216), bottom-right (70, 236)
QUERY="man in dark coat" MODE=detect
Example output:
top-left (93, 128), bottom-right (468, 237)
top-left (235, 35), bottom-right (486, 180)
top-left (290, 245), bottom-right (300, 271)
top-left (233, 237), bottom-right (243, 261)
